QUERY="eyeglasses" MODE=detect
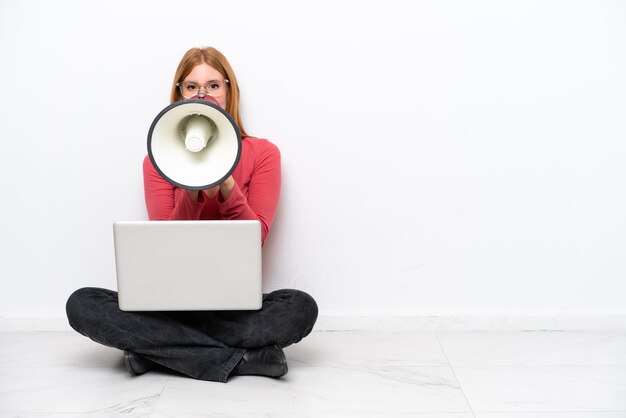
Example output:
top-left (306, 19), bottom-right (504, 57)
top-left (177, 79), bottom-right (229, 99)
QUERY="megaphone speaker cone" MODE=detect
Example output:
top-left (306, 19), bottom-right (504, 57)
top-left (147, 100), bottom-right (242, 190)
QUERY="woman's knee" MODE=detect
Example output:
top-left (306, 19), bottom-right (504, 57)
top-left (66, 287), bottom-right (116, 331)
top-left (294, 290), bottom-right (318, 326)
top-left (266, 289), bottom-right (318, 319)
top-left (266, 289), bottom-right (318, 344)
top-left (297, 290), bottom-right (318, 339)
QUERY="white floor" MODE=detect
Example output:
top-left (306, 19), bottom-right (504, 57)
top-left (1, 330), bottom-right (626, 417)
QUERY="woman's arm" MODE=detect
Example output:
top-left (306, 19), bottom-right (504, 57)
top-left (217, 142), bottom-right (281, 245)
top-left (143, 156), bottom-right (205, 220)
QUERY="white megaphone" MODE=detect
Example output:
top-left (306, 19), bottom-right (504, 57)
top-left (147, 98), bottom-right (242, 190)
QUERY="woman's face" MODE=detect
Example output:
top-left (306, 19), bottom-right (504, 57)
top-left (181, 63), bottom-right (229, 109)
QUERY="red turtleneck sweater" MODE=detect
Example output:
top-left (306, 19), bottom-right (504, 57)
top-left (143, 136), bottom-right (281, 246)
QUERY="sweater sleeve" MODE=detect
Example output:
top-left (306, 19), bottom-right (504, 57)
top-left (218, 141), bottom-right (281, 245)
top-left (143, 155), bottom-right (205, 220)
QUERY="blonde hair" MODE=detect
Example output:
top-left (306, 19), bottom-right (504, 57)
top-left (170, 47), bottom-right (247, 137)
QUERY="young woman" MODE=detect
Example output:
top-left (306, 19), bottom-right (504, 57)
top-left (66, 47), bottom-right (318, 383)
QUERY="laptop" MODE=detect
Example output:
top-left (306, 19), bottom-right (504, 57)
top-left (113, 220), bottom-right (262, 311)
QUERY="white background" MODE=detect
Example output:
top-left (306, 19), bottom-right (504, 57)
top-left (1, 0), bottom-right (625, 323)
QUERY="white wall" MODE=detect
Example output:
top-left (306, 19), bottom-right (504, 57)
top-left (1, 0), bottom-right (625, 327)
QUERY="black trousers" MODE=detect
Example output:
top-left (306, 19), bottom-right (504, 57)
top-left (66, 287), bottom-right (318, 382)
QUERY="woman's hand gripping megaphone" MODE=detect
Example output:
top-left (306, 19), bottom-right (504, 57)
top-left (186, 175), bottom-right (234, 202)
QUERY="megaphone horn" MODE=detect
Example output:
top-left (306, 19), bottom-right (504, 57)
top-left (147, 99), bottom-right (242, 190)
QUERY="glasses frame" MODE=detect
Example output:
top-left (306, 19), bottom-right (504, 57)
top-left (176, 79), bottom-right (230, 99)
